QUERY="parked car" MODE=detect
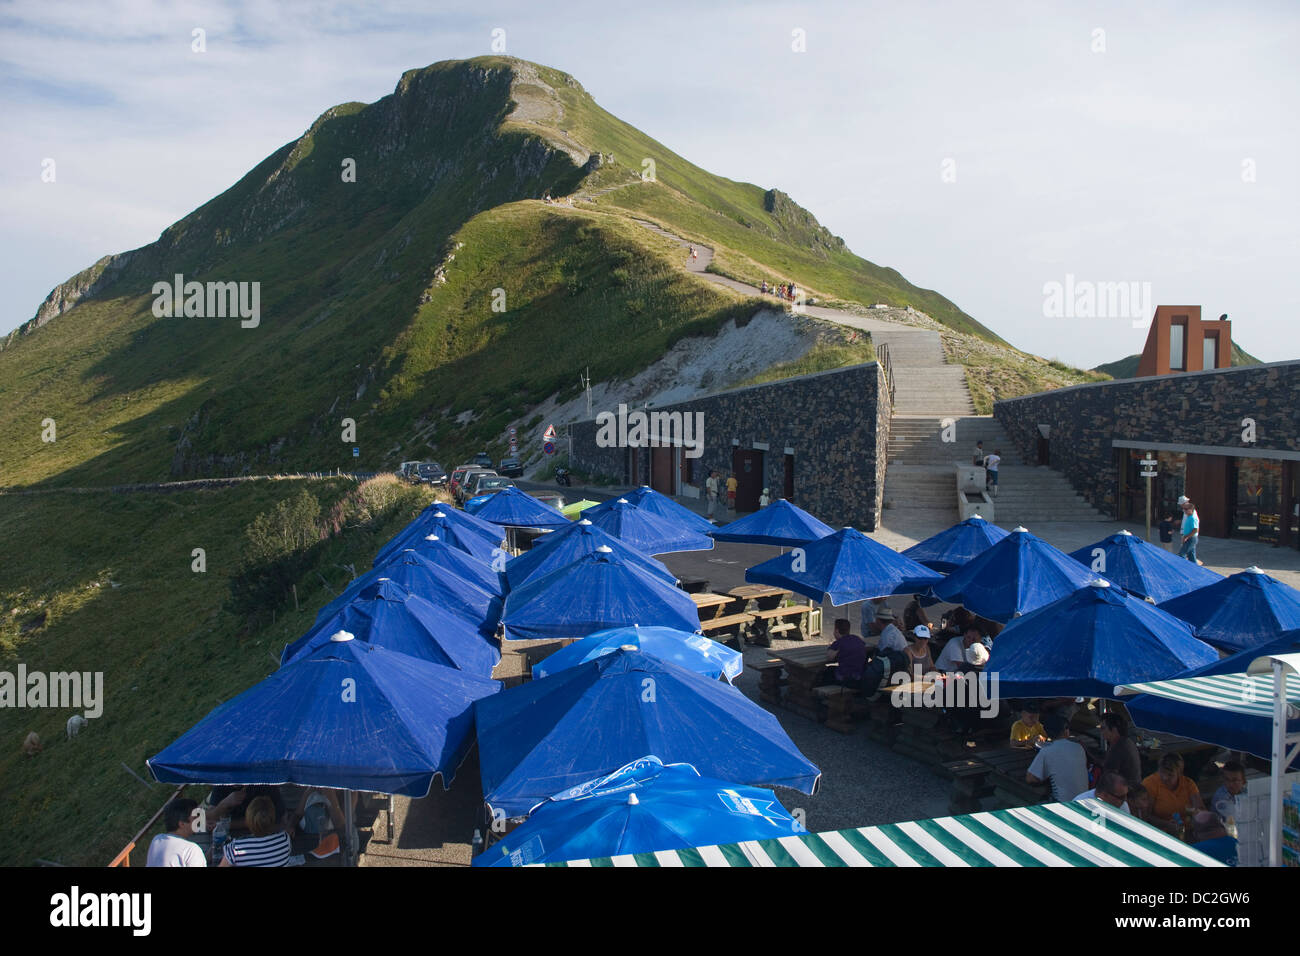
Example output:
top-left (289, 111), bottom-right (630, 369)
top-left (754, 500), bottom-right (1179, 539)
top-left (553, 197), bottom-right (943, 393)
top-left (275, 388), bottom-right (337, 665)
top-left (473, 451), bottom-right (493, 468)
top-left (464, 471), bottom-right (505, 501)
top-left (415, 462), bottom-right (447, 486)
top-left (454, 467), bottom-right (496, 505)
top-left (498, 456), bottom-right (523, 478)
top-left (530, 491), bottom-right (566, 513)
top-left (397, 461), bottom-right (420, 482)
top-left (447, 465), bottom-right (481, 500)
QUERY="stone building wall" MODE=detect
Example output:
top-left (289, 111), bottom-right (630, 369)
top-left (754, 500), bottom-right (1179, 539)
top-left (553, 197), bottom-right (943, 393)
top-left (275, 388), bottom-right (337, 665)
top-left (568, 362), bottom-right (891, 530)
top-left (994, 361), bottom-right (1300, 515)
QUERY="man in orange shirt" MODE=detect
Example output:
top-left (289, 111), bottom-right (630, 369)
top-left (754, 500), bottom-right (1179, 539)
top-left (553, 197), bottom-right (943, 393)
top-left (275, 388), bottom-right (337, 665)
top-left (1142, 752), bottom-right (1204, 838)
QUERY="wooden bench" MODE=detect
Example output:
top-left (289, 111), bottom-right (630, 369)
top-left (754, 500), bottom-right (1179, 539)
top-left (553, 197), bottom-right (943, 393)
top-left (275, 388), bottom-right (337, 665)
top-left (748, 605), bottom-right (812, 646)
top-left (699, 612), bottom-right (754, 651)
top-left (748, 658), bottom-right (786, 705)
top-left (941, 758), bottom-right (994, 815)
top-left (814, 684), bottom-right (867, 734)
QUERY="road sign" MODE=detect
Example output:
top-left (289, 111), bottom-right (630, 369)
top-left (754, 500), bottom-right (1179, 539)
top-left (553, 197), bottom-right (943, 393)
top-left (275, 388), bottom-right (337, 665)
top-left (352, 447), bottom-right (359, 458)
top-left (1140, 470), bottom-right (1158, 478)
top-left (543, 424), bottom-right (557, 443)
top-left (1139, 458), bottom-right (1158, 467)
top-left (543, 441), bottom-right (556, 455)
top-left (508, 426), bottom-right (517, 436)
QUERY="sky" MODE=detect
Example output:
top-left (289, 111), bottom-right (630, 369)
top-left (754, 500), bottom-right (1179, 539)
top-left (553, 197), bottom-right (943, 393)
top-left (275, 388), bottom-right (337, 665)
top-left (2, 0), bottom-right (1297, 368)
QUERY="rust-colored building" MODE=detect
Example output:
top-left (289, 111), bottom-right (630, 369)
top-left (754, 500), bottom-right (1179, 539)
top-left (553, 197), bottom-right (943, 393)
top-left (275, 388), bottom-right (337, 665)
top-left (1137, 306), bottom-right (1232, 377)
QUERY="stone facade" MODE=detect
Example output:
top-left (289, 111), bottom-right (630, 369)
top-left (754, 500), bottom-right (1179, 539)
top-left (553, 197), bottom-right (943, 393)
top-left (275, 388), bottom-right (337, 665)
top-left (994, 361), bottom-right (1300, 516)
top-left (569, 362), bottom-right (891, 530)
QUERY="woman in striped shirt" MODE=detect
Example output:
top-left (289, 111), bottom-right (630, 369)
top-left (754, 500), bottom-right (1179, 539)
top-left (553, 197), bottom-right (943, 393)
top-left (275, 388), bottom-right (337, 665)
top-left (220, 795), bottom-right (292, 867)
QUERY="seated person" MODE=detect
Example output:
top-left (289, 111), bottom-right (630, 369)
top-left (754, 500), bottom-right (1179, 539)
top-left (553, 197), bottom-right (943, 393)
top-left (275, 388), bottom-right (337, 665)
top-left (1211, 760), bottom-right (1247, 824)
top-left (220, 795), bottom-right (293, 867)
top-left (936, 626), bottom-right (981, 672)
top-left (1188, 810), bottom-right (1237, 865)
top-left (825, 618), bottom-right (868, 690)
top-left (1142, 752), bottom-right (1205, 838)
top-left (946, 643), bottom-right (990, 742)
top-left (206, 783), bottom-right (284, 830)
top-left (1010, 702), bottom-right (1046, 748)
top-left (1089, 712), bottom-right (1142, 788)
top-left (1073, 771), bottom-right (1131, 813)
top-left (1026, 711), bottom-right (1089, 802)
top-left (146, 798), bottom-right (207, 867)
top-left (1126, 781), bottom-right (1155, 825)
top-left (874, 608), bottom-right (908, 656)
top-left (903, 594), bottom-right (931, 633)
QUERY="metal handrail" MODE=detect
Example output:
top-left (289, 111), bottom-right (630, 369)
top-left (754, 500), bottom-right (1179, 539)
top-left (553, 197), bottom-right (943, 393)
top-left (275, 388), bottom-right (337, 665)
top-left (877, 343), bottom-right (896, 407)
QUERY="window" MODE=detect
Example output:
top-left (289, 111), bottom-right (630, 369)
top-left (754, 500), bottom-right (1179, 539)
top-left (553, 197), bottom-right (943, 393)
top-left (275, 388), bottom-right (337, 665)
top-left (1203, 333), bottom-right (1219, 370)
top-left (1169, 319), bottom-right (1186, 370)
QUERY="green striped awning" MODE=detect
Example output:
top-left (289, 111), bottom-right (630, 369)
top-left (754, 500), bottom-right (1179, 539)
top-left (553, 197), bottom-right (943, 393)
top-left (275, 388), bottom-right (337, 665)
top-left (1118, 672), bottom-right (1300, 718)
top-left (534, 800), bottom-right (1223, 867)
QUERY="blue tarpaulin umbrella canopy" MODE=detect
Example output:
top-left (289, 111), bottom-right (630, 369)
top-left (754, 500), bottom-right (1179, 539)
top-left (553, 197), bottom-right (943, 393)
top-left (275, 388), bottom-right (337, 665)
top-left (382, 532), bottom-right (504, 596)
top-left (376, 508), bottom-right (505, 565)
top-left (987, 580), bottom-right (1219, 699)
top-left (503, 519), bottom-right (676, 592)
top-left (932, 527), bottom-right (1106, 622)
top-left (475, 648), bottom-right (820, 817)
top-left (745, 527), bottom-right (942, 605)
top-left (709, 498), bottom-right (835, 547)
top-left (901, 516), bottom-right (1010, 574)
top-left (474, 756), bottom-right (803, 866)
top-left (613, 486), bottom-right (718, 534)
top-left (149, 634), bottom-right (501, 796)
top-left (584, 498), bottom-right (715, 554)
top-left (281, 578), bottom-right (499, 675)
top-left (1121, 630), bottom-right (1300, 765)
top-left (315, 551), bottom-right (501, 636)
top-left (533, 625), bottom-right (743, 682)
top-left (1066, 530), bottom-right (1222, 604)
top-left (469, 485), bottom-right (570, 529)
top-left (1157, 567), bottom-right (1300, 653)
top-left (500, 547), bottom-right (700, 641)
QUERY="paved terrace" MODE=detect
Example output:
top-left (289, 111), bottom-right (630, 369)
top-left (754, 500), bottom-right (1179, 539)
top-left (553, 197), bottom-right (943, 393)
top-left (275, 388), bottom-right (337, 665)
top-left (363, 482), bottom-right (1300, 866)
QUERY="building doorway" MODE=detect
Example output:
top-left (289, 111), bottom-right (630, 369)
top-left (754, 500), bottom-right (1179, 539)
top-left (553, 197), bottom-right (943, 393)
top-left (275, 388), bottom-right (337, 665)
top-left (732, 447), bottom-right (764, 512)
top-left (650, 445), bottom-right (675, 496)
top-left (783, 452), bottom-right (795, 500)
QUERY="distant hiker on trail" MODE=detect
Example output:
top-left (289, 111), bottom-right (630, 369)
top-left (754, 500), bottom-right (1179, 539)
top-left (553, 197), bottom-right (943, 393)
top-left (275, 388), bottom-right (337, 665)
top-left (687, 245), bottom-right (696, 260)
top-left (705, 471), bottom-right (720, 517)
top-left (691, 245), bottom-right (698, 260)
top-left (760, 280), bottom-right (767, 294)
top-left (726, 473), bottom-right (738, 511)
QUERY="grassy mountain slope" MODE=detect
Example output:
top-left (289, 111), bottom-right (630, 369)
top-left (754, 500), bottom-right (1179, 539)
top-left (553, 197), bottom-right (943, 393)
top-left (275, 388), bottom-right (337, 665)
top-left (0, 56), bottom-right (995, 490)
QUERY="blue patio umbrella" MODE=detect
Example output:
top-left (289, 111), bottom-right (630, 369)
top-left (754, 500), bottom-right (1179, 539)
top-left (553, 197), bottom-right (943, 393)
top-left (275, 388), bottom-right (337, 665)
top-left (375, 507), bottom-right (505, 565)
top-left (616, 486), bottom-right (717, 534)
top-left (1123, 630), bottom-right (1300, 764)
top-left (1067, 530), bottom-right (1222, 604)
top-left (470, 485), bottom-right (570, 530)
top-left (475, 649), bottom-right (820, 817)
top-left (474, 756), bottom-right (803, 866)
top-left (150, 634), bottom-right (501, 796)
top-left (500, 547), bottom-right (700, 641)
top-left (282, 578), bottom-right (499, 675)
top-left (315, 551), bottom-right (502, 637)
top-left (584, 497), bottom-right (715, 554)
top-left (987, 580), bottom-right (1219, 699)
top-left (745, 527), bottom-right (942, 605)
top-left (384, 532), bottom-right (504, 595)
top-left (901, 516), bottom-right (1010, 574)
top-left (932, 526), bottom-right (1106, 622)
top-left (710, 498), bottom-right (835, 547)
top-left (503, 519), bottom-right (676, 592)
top-left (533, 625), bottom-right (743, 683)
top-left (1157, 567), bottom-right (1300, 653)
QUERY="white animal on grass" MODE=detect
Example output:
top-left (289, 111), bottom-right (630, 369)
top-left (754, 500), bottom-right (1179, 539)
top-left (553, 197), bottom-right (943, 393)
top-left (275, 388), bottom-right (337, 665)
top-left (66, 715), bottom-right (88, 740)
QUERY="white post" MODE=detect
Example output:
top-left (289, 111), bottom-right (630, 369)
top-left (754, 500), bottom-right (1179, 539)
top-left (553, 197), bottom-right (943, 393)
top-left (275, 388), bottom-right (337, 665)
top-left (1270, 661), bottom-right (1285, 867)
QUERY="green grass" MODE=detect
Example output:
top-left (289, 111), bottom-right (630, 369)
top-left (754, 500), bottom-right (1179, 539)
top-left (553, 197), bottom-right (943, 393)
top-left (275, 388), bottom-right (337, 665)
top-left (733, 337), bottom-right (876, 388)
top-left (1092, 341), bottom-right (1263, 380)
top-left (0, 478), bottom-right (436, 866)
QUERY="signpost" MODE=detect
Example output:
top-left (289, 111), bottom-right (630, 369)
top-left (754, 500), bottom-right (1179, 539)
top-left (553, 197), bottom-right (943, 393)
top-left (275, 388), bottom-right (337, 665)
top-left (508, 426), bottom-right (517, 455)
top-left (1140, 455), bottom-right (1158, 541)
top-left (543, 441), bottom-right (556, 456)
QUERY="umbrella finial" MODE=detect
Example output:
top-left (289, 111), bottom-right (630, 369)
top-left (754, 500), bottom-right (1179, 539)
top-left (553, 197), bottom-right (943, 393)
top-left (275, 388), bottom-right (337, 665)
top-left (1119, 529), bottom-right (1132, 536)
top-left (596, 545), bottom-right (614, 553)
top-left (425, 534), bottom-right (439, 541)
top-left (330, 630), bottom-right (355, 643)
top-left (620, 644), bottom-right (638, 651)
top-left (1089, 578), bottom-right (1111, 588)
top-left (579, 519), bottom-right (592, 526)
top-left (627, 793), bottom-right (640, 806)
top-left (1013, 526), bottom-right (1029, 533)
top-left (434, 510), bottom-right (447, 517)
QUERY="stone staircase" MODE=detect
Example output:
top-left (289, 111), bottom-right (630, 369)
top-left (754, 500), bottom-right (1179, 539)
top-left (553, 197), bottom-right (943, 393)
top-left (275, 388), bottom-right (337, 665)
top-left (882, 414), bottom-right (1109, 528)
top-left (875, 329), bottom-right (975, 416)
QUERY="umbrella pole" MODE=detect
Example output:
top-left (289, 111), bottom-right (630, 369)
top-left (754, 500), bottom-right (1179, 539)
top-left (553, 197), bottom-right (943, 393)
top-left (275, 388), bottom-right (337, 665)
top-left (345, 789), bottom-right (356, 868)
top-left (1270, 661), bottom-right (1284, 867)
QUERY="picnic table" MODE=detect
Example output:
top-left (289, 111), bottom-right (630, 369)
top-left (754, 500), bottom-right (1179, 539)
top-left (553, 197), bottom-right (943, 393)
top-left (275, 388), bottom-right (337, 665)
top-left (771, 645), bottom-right (834, 720)
top-left (690, 591), bottom-right (737, 621)
top-left (726, 584), bottom-right (792, 610)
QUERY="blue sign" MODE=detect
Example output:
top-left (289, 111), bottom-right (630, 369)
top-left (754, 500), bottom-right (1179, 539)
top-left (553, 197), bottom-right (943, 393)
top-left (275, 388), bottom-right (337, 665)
top-left (352, 447), bottom-right (359, 458)
top-left (543, 441), bottom-right (556, 455)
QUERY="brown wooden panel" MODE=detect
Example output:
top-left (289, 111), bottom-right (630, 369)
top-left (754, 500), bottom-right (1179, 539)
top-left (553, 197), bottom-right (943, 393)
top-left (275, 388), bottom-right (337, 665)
top-left (1185, 452), bottom-right (1231, 538)
top-left (650, 445), bottom-right (674, 495)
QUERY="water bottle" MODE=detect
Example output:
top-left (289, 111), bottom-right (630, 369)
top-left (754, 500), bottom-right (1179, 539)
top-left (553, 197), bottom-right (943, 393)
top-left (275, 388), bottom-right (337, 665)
top-left (471, 829), bottom-right (483, 856)
top-left (212, 818), bottom-right (229, 861)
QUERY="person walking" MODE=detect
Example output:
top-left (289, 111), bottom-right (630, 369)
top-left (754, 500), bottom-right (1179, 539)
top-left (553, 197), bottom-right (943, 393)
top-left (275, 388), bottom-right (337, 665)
top-left (985, 448), bottom-right (1001, 496)
top-left (725, 473), bottom-right (738, 512)
top-left (1158, 511), bottom-right (1175, 551)
top-left (1178, 496), bottom-right (1202, 565)
top-left (705, 470), bottom-right (719, 518)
